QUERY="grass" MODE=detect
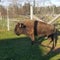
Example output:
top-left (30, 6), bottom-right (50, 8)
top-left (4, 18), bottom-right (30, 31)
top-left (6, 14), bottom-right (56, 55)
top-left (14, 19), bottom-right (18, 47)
top-left (0, 31), bottom-right (60, 60)
top-left (0, 31), bottom-right (43, 60)
top-left (0, 17), bottom-right (60, 60)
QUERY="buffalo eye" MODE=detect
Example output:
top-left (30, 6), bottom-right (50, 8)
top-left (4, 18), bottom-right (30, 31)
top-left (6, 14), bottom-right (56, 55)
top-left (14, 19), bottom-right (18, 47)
top-left (19, 23), bottom-right (26, 28)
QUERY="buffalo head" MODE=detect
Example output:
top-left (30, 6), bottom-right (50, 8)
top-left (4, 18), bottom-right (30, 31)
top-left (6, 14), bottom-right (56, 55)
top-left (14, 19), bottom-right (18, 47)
top-left (14, 22), bottom-right (26, 36)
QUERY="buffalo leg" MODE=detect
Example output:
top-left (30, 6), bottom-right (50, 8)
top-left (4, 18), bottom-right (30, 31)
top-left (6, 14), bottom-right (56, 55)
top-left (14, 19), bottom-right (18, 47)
top-left (48, 34), bottom-right (55, 48)
top-left (54, 29), bottom-right (58, 47)
top-left (48, 34), bottom-right (53, 44)
top-left (50, 34), bottom-right (55, 49)
top-left (52, 32), bottom-right (58, 48)
top-left (29, 34), bottom-right (35, 45)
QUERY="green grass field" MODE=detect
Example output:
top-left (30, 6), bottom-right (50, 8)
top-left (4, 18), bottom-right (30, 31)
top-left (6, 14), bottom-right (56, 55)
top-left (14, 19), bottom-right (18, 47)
top-left (0, 17), bottom-right (60, 60)
top-left (0, 31), bottom-right (60, 60)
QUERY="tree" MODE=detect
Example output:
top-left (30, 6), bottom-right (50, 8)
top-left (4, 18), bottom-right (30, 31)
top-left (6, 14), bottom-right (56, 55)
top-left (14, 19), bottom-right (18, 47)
top-left (23, 3), bottom-right (30, 15)
top-left (0, 5), bottom-right (7, 18)
top-left (8, 0), bottom-right (19, 18)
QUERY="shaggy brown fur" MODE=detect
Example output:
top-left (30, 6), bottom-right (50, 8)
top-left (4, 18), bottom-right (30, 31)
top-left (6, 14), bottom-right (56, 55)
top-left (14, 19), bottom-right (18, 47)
top-left (14, 19), bottom-right (58, 48)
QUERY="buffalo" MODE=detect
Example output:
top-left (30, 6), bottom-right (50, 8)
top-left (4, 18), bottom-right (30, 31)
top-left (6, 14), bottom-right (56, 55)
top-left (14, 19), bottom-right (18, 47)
top-left (14, 19), bottom-right (58, 48)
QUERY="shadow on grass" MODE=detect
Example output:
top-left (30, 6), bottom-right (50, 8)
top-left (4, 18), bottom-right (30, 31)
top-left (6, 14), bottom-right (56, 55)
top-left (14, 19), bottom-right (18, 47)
top-left (0, 37), bottom-right (60, 60)
top-left (43, 48), bottom-right (60, 60)
top-left (0, 37), bottom-right (43, 60)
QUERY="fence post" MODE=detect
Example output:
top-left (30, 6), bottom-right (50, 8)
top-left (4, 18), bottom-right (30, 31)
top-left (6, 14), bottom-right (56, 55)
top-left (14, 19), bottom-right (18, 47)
top-left (30, 5), bottom-right (33, 20)
top-left (7, 6), bottom-right (10, 31)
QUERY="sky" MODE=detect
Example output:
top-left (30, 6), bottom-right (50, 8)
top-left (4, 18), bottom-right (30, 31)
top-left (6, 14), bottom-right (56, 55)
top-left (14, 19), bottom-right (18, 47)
top-left (51, 0), bottom-right (60, 6)
top-left (0, 0), bottom-right (60, 7)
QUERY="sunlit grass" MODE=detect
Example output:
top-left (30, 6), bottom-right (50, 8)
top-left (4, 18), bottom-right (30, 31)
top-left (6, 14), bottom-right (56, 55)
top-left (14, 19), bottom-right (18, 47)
top-left (50, 54), bottom-right (60, 60)
top-left (0, 31), bottom-right (27, 40)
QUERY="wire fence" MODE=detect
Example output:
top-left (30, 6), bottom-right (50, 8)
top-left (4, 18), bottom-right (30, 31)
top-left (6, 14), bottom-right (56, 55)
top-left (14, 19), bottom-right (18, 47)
top-left (0, 0), bottom-right (60, 31)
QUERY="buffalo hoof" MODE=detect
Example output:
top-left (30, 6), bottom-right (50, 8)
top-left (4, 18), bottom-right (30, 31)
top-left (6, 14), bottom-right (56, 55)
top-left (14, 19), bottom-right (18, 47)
top-left (31, 41), bottom-right (35, 45)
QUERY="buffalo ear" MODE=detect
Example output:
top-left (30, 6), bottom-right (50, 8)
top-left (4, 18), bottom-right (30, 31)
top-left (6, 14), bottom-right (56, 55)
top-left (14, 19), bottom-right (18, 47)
top-left (19, 23), bottom-right (26, 28)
